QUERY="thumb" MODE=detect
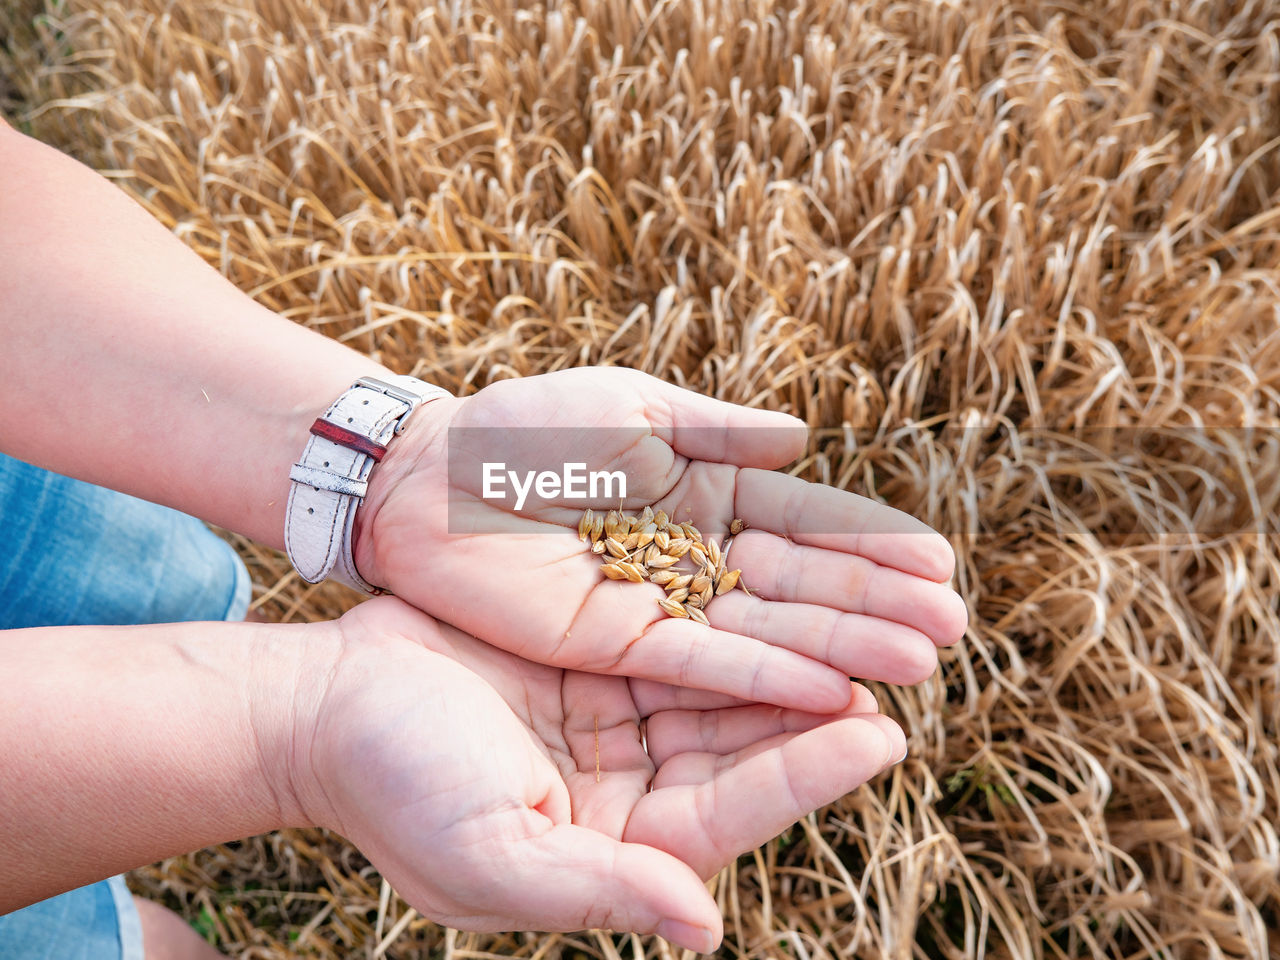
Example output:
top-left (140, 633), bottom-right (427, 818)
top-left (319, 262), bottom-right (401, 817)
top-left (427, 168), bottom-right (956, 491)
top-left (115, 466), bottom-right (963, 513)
top-left (502, 823), bottom-right (723, 952)
top-left (627, 369), bottom-right (808, 469)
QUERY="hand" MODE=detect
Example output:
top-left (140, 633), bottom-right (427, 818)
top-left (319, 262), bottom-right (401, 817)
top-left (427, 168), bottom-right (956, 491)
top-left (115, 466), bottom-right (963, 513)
top-left (294, 598), bottom-right (907, 951)
top-left (355, 367), bottom-right (967, 711)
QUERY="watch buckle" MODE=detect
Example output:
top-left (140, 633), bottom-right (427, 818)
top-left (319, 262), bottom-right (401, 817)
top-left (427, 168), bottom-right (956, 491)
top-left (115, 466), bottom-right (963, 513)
top-left (353, 376), bottom-right (425, 434)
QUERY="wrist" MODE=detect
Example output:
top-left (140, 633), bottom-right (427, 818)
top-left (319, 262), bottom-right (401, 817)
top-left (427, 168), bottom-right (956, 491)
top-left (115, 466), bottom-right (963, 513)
top-left (243, 619), bottom-right (348, 831)
top-left (349, 392), bottom-right (459, 590)
top-left (284, 375), bottom-right (454, 592)
top-left (274, 599), bottom-right (453, 838)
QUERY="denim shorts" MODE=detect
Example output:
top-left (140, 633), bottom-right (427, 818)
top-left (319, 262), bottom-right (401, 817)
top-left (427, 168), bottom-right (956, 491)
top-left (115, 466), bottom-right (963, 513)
top-left (0, 451), bottom-right (251, 959)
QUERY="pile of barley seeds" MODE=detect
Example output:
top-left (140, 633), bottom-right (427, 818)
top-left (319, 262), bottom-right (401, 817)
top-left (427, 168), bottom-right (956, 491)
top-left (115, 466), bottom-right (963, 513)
top-left (578, 507), bottom-right (745, 624)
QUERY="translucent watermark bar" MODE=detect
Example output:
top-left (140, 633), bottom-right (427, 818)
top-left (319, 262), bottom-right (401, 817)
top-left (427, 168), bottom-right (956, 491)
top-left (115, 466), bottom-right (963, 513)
top-left (446, 425), bottom-right (1280, 536)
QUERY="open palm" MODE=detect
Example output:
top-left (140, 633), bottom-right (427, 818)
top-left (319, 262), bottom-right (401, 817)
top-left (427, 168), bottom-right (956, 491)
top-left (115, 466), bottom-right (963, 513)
top-left (301, 598), bottom-right (905, 951)
top-left (355, 367), bottom-right (966, 711)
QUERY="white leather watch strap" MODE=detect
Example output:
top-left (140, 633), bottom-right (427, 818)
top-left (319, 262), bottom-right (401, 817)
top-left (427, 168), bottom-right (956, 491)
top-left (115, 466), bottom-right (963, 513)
top-left (284, 375), bottom-right (449, 593)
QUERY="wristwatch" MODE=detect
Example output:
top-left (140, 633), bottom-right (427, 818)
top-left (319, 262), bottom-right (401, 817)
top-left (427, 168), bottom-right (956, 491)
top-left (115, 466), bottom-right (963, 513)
top-left (284, 375), bottom-right (450, 592)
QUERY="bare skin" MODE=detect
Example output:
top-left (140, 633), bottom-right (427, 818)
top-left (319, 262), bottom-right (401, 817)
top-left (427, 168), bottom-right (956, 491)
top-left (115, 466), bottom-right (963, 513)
top-left (350, 369), bottom-right (967, 709)
top-left (132, 896), bottom-right (224, 960)
top-left (0, 600), bottom-right (904, 952)
top-left (0, 125), bottom-right (965, 714)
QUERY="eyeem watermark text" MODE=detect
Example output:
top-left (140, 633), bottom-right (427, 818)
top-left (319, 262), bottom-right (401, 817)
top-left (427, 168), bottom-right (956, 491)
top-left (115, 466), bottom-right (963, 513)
top-left (482, 462), bottom-right (627, 511)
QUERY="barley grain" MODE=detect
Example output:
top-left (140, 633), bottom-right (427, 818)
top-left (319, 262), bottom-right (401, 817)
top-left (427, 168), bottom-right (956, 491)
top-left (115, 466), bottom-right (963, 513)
top-left (658, 597), bottom-right (689, 618)
top-left (604, 511), bottom-right (623, 539)
top-left (716, 569), bottom-right (741, 594)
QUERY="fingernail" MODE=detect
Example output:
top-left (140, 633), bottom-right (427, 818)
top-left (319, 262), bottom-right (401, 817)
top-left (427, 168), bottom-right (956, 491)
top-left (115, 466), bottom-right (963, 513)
top-left (657, 919), bottom-right (716, 954)
top-left (875, 723), bottom-right (907, 767)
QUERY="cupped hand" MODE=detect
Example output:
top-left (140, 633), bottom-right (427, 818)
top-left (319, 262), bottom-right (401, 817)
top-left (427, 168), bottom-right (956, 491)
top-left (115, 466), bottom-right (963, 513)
top-left (295, 597), bottom-right (905, 952)
top-left (354, 367), bottom-right (966, 711)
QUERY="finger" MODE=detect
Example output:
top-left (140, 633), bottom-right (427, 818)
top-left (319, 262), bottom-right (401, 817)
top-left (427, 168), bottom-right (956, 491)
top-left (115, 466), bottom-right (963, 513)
top-left (611, 617), bottom-right (854, 712)
top-left (734, 468), bottom-right (956, 581)
top-left (649, 713), bottom-right (903, 790)
top-left (726, 529), bottom-right (968, 646)
top-left (628, 679), bottom-right (756, 715)
top-left (627, 715), bottom-right (906, 878)
top-left (631, 371), bottom-right (808, 468)
top-left (643, 685), bottom-right (880, 766)
top-left (631, 679), bottom-right (876, 722)
top-left (454, 820), bottom-right (723, 952)
top-left (705, 591), bottom-right (942, 685)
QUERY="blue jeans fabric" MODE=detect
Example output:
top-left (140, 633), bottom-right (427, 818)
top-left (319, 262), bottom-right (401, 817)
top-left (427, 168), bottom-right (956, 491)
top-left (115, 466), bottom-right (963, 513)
top-left (0, 877), bottom-right (144, 960)
top-left (0, 452), bottom-right (251, 959)
top-left (0, 452), bottom-right (250, 627)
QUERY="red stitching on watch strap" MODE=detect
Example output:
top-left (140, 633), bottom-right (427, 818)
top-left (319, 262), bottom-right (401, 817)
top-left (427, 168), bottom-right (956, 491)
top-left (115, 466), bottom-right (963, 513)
top-left (309, 418), bottom-right (389, 462)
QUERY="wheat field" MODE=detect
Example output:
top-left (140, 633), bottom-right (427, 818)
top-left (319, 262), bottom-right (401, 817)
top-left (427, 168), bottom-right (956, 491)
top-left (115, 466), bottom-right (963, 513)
top-left (2, 0), bottom-right (1279, 957)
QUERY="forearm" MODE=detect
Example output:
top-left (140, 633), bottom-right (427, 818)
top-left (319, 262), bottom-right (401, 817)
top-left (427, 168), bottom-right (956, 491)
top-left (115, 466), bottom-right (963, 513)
top-left (0, 124), bottom-right (389, 547)
top-left (0, 619), bottom-right (334, 912)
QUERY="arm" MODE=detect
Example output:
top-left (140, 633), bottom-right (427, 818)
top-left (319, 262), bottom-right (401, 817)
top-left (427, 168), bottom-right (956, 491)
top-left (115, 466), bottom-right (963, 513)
top-left (0, 123), bottom-right (387, 547)
top-left (0, 619), bottom-right (325, 912)
top-left (0, 124), bottom-right (965, 711)
top-left (0, 603), bottom-right (742, 952)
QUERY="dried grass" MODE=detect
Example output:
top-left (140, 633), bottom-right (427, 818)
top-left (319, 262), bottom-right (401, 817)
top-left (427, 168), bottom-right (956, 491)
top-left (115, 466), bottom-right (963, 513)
top-left (3, 0), bottom-right (1280, 957)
